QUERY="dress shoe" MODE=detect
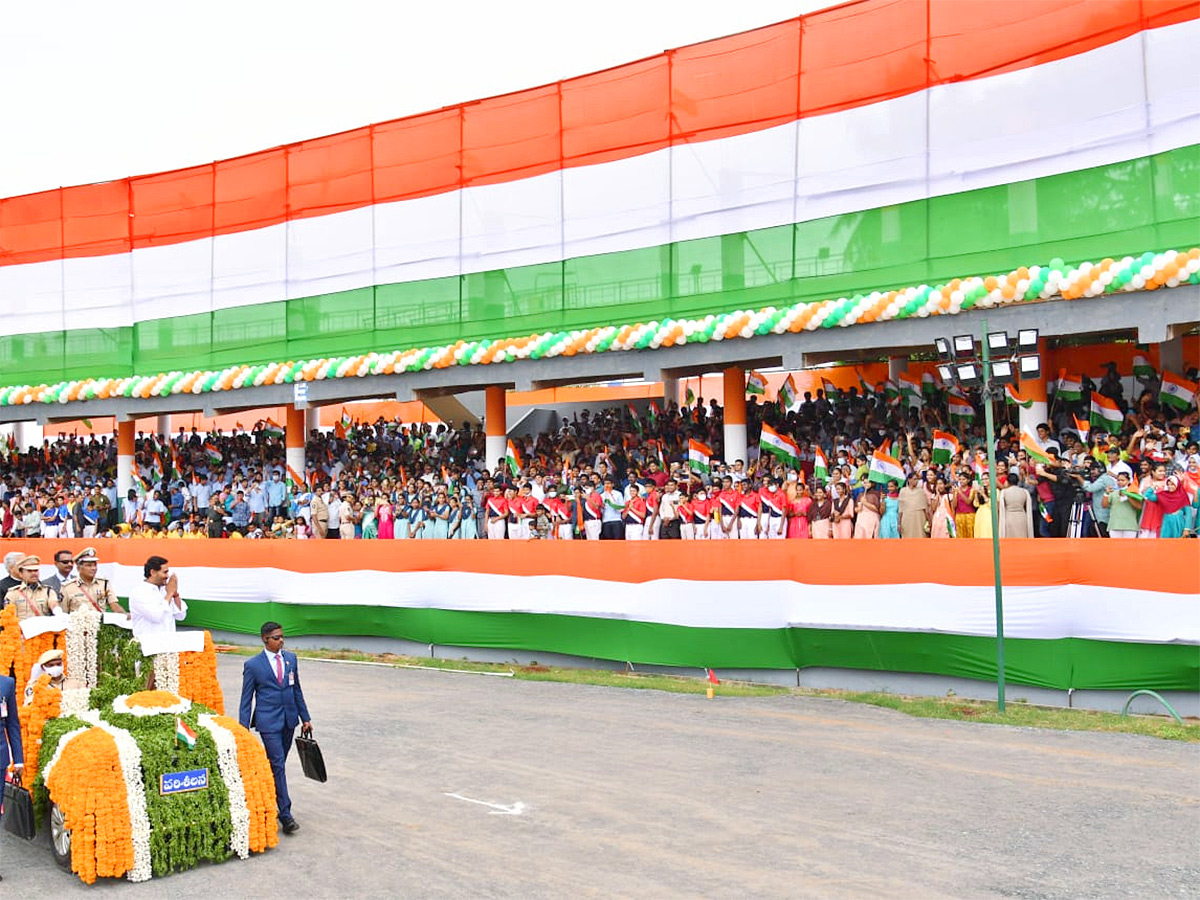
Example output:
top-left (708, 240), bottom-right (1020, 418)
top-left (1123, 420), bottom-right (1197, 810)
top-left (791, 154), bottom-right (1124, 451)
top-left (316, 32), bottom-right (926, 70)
top-left (280, 816), bottom-right (299, 834)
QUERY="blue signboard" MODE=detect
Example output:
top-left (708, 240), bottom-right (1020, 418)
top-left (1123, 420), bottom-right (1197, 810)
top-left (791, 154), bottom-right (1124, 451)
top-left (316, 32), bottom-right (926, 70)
top-left (160, 768), bottom-right (210, 796)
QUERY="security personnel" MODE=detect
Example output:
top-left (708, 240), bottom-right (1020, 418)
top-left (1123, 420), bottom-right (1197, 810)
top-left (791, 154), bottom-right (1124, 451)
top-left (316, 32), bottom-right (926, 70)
top-left (60, 547), bottom-right (126, 614)
top-left (3, 555), bottom-right (60, 620)
top-left (0, 666), bottom-right (24, 881)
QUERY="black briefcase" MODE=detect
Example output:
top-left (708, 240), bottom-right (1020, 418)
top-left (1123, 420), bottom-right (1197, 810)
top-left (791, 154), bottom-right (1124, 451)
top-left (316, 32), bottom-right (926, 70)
top-left (295, 732), bottom-right (327, 783)
top-left (2, 774), bottom-right (36, 840)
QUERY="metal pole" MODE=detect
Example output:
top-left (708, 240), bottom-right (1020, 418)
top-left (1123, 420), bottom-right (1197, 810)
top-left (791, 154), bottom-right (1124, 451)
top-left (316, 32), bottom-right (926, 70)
top-left (980, 319), bottom-right (1006, 712)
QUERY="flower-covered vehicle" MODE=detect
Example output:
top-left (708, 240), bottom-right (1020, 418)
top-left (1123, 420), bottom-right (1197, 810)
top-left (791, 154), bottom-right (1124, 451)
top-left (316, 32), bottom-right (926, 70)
top-left (2, 605), bottom-right (277, 883)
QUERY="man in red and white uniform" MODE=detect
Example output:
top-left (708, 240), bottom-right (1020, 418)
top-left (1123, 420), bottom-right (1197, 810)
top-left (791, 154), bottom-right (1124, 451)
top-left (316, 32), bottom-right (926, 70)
top-left (759, 478), bottom-right (787, 539)
top-left (624, 486), bottom-right (649, 540)
top-left (543, 487), bottom-right (573, 540)
top-left (678, 493), bottom-right (694, 540)
top-left (484, 485), bottom-right (508, 540)
top-left (713, 475), bottom-right (738, 539)
top-left (690, 488), bottom-right (710, 540)
top-left (737, 479), bottom-right (761, 540)
top-left (583, 485), bottom-right (604, 540)
top-left (514, 483), bottom-right (538, 540)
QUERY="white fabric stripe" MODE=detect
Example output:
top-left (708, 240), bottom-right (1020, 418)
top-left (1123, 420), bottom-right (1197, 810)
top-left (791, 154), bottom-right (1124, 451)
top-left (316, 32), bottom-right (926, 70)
top-left (1, 20), bottom-right (1195, 337)
top-left (93, 564), bottom-right (1199, 645)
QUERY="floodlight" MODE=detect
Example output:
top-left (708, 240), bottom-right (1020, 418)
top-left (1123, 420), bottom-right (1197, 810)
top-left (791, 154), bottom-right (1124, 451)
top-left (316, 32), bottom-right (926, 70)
top-left (987, 331), bottom-right (1010, 354)
top-left (991, 359), bottom-right (1016, 385)
top-left (1019, 354), bottom-right (1041, 380)
top-left (934, 337), bottom-right (953, 362)
top-left (936, 363), bottom-right (955, 384)
top-left (956, 363), bottom-right (982, 389)
top-left (1017, 328), bottom-right (1039, 351)
top-left (953, 335), bottom-right (976, 360)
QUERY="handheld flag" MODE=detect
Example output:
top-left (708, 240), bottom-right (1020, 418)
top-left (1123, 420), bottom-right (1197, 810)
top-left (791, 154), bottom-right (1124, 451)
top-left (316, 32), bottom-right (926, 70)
top-left (897, 372), bottom-right (923, 408)
top-left (947, 392), bottom-right (976, 423)
top-left (759, 423), bottom-right (801, 468)
top-left (1159, 371), bottom-right (1198, 412)
top-left (648, 400), bottom-right (661, 424)
top-left (706, 668), bottom-right (720, 685)
top-left (1072, 414), bottom-right (1091, 443)
top-left (203, 441), bottom-right (223, 465)
top-left (688, 439), bottom-right (712, 474)
top-left (778, 374), bottom-right (798, 411)
top-left (505, 440), bottom-right (523, 476)
top-left (1131, 355), bottom-right (1155, 379)
top-left (262, 418), bottom-right (285, 439)
top-left (1004, 384), bottom-right (1033, 408)
top-left (1056, 370), bottom-right (1083, 401)
top-left (1089, 393), bottom-right (1124, 434)
top-left (921, 372), bottom-right (938, 398)
top-left (931, 430), bottom-right (960, 464)
top-left (286, 465), bottom-right (307, 491)
top-left (867, 450), bottom-right (905, 485)
top-left (626, 403), bottom-right (643, 435)
top-left (820, 377), bottom-right (840, 401)
top-left (813, 445), bottom-right (829, 484)
top-left (746, 371), bottom-right (767, 397)
top-left (685, 386), bottom-right (697, 407)
top-left (1019, 431), bottom-right (1053, 465)
top-left (176, 716), bottom-right (197, 750)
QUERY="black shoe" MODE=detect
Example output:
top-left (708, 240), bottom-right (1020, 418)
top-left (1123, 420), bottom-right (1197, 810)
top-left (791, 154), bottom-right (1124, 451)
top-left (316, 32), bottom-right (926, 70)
top-left (281, 817), bottom-right (299, 834)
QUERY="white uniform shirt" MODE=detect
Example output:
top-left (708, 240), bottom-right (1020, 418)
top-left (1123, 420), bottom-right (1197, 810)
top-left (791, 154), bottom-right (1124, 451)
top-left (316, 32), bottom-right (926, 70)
top-left (129, 580), bottom-right (188, 641)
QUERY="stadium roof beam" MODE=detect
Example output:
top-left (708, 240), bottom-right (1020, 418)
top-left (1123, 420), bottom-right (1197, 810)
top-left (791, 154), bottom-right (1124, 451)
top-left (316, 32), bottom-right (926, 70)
top-left (3, 285), bottom-right (1196, 427)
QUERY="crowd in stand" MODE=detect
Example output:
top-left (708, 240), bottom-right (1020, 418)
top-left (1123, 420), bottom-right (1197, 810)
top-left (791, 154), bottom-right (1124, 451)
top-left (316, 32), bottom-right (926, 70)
top-left (1, 366), bottom-right (1198, 543)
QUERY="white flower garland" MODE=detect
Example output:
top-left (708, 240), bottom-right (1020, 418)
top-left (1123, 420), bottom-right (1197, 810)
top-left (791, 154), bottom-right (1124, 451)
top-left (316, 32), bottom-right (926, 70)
top-left (88, 718), bottom-right (154, 882)
top-left (112, 694), bottom-right (191, 718)
top-left (197, 714), bottom-right (251, 859)
top-left (152, 652), bottom-right (181, 695)
top-left (64, 606), bottom-right (102, 688)
top-left (59, 687), bottom-right (93, 717)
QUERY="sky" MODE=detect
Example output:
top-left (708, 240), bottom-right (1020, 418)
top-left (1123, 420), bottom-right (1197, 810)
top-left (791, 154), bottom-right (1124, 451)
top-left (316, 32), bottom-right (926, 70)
top-left (2, 0), bottom-right (824, 198)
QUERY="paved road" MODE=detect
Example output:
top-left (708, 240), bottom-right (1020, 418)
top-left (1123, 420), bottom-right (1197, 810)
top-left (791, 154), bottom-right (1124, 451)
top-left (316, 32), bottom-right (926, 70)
top-left (6, 654), bottom-right (1199, 898)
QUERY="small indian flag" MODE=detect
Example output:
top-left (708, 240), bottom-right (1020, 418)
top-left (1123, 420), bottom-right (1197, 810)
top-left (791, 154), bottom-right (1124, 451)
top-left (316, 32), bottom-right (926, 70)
top-left (1089, 393), bottom-right (1124, 434)
top-left (262, 417), bottom-right (285, 439)
top-left (931, 429), bottom-right (960, 464)
top-left (685, 386), bottom-right (697, 407)
top-left (746, 370), bottom-right (767, 396)
top-left (505, 440), bottom-right (523, 476)
top-left (286, 464), bottom-right (307, 491)
top-left (778, 374), bottom-right (798, 411)
top-left (176, 716), bottom-right (197, 750)
top-left (1159, 370), bottom-right (1198, 412)
top-left (922, 372), bottom-right (938, 397)
top-left (1073, 414), bottom-right (1091, 443)
top-left (648, 400), bottom-right (661, 423)
top-left (1056, 371), bottom-right (1083, 401)
top-left (857, 372), bottom-right (874, 397)
top-left (1020, 431), bottom-right (1052, 465)
top-left (813, 445), bottom-right (829, 484)
top-left (759, 423), bottom-right (801, 468)
top-left (204, 440), bottom-right (222, 464)
top-left (1004, 384), bottom-right (1033, 408)
top-left (688, 439), bottom-right (712, 474)
top-left (1132, 355), bottom-right (1155, 379)
top-left (626, 402), bottom-right (643, 434)
top-left (883, 380), bottom-right (900, 404)
top-left (821, 377), bottom-right (840, 400)
top-left (897, 372), bottom-right (923, 408)
top-left (947, 393), bottom-right (975, 421)
top-left (868, 450), bottom-right (905, 485)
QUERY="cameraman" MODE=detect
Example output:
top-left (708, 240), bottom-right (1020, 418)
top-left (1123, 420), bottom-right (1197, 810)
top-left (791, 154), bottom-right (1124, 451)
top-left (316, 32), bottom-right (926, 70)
top-left (1071, 459), bottom-right (1116, 537)
top-left (1033, 448), bottom-right (1076, 537)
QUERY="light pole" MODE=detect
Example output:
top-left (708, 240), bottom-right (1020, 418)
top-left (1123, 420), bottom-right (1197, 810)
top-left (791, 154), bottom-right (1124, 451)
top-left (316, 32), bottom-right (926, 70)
top-left (935, 323), bottom-right (1041, 713)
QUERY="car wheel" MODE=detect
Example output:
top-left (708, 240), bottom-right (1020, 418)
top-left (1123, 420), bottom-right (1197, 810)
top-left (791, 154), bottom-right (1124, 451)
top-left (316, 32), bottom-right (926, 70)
top-left (49, 801), bottom-right (72, 870)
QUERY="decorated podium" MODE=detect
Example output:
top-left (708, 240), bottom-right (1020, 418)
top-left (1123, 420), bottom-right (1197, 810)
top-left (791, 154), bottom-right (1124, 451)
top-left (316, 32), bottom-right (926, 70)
top-left (2, 606), bottom-right (276, 884)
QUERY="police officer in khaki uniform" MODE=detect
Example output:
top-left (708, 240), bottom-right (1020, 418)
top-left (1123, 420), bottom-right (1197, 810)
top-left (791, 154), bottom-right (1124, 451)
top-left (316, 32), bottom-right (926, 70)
top-left (3, 555), bottom-right (60, 620)
top-left (59, 547), bottom-right (125, 614)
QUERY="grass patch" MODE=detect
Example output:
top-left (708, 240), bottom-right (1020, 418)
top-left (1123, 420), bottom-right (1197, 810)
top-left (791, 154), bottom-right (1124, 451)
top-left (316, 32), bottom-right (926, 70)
top-left (216, 644), bottom-right (1196, 739)
top-left (806, 689), bottom-right (1200, 743)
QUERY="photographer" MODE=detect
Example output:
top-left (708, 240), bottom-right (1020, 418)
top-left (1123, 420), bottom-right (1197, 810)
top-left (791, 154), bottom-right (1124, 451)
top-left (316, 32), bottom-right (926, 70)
top-left (1071, 459), bottom-right (1116, 537)
top-left (1033, 448), bottom-right (1076, 538)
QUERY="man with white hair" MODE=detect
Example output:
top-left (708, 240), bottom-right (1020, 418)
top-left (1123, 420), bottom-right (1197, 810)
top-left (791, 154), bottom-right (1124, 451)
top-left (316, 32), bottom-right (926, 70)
top-left (0, 552), bottom-right (22, 601)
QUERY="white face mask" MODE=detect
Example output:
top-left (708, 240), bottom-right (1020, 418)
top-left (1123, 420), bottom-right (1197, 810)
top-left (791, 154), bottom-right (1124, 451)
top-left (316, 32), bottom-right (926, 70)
top-left (695, 493), bottom-right (706, 501)
top-left (787, 472), bottom-right (798, 481)
top-left (44, 664), bottom-right (63, 678)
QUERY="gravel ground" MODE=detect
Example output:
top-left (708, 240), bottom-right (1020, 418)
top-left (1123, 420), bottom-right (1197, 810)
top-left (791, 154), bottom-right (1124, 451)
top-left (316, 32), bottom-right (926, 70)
top-left (5, 653), bottom-right (1198, 898)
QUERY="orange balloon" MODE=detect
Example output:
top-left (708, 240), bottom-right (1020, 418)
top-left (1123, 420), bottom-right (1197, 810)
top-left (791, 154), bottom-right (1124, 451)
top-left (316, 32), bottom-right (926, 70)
top-left (984, 276), bottom-right (998, 291)
top-left (1000, 283), bottom-right (1016, 299)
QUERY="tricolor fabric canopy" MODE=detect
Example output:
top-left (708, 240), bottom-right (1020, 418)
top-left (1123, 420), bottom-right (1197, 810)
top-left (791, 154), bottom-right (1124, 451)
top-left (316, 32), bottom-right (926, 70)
top-left (0, 0), bottom-right (1197, 389)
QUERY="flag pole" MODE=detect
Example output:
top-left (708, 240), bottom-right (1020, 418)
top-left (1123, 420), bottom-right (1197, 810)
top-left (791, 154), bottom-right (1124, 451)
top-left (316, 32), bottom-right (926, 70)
top-left (981, 319), bottom-right (1006, 713)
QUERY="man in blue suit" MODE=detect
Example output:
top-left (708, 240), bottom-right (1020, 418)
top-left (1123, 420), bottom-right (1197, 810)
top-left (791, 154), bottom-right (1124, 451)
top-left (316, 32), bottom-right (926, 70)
top-left (0, 674), bottom-right (24, 881)
top-left (239, 621), bottom-right (312, 835)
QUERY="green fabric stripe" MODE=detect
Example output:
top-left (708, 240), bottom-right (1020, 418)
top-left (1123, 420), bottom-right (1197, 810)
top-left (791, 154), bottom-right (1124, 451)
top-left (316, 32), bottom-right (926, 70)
top-left (185, 599), bottom-right (1199, 693)
top-left (3, 146), bottom-right (1196, 386)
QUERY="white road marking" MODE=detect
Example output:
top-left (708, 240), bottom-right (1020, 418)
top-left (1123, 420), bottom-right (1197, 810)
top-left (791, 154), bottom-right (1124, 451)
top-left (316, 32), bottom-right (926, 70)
top-left (444, 792), bottom-right (527, 816)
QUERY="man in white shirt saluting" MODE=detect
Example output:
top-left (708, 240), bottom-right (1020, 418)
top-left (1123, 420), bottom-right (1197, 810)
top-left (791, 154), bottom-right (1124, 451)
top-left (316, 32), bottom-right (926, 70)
top-left (129, 555), bottom-right (188, 641)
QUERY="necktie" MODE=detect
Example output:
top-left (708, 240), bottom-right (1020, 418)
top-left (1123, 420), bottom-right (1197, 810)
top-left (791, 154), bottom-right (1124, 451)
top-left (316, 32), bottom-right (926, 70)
top-left (275, 654), bottom-right (284, 685)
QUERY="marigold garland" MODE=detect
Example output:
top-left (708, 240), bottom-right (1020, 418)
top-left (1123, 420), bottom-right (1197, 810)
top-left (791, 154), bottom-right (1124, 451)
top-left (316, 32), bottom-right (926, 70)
top-left (43, 726), bottom-right (135, 884)
top-left (0, 604), bottom-right (20, 677)
top-left (179, 632), bottom-right (225, 714)
top-left (209, 714), bottom-right (279, 852)
top-left (16, 675), bottom-right (62, 787)
top-left (113, 691), bottom-right (191, 716)
top-left (15, 628), bottom-right (61, 701)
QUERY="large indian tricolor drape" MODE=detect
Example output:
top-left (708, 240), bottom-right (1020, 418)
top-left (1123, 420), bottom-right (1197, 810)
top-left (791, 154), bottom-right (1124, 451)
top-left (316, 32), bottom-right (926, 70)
top-left (6, 539), bottom-right (1197, 693)
top-left (0, 0), bottom-right (1197, 387)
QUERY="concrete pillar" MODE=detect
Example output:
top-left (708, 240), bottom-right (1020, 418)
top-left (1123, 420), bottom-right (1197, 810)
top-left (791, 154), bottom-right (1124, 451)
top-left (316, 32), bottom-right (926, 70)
top-left (286, 405), bottom-right (306, 488)
top-left (117, 420), bottom-right (135, 505)
top-left (485, 386), bottom-right (508, 475)
top-left (1018, 339), bottom-right (1050, 436)
top-left (10, 421), bottom-right (44, 453)
top-left (156, 414), bottom-right (172, 441)
top-left (661, 376), bottom-right (679, 410)
top-left (888, 356), bottom-right (905, 382)
top-left (304, 406), bottom-right (321, 436)
top-left (1160, 334), bottom-right (1184, 376)
top-left (723, 366), bottom-right (747, 465)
